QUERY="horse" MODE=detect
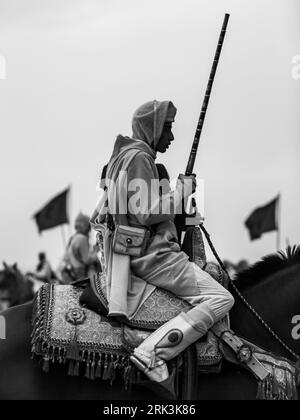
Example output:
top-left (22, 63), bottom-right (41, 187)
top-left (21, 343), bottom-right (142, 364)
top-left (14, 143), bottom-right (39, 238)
top-left (0, 263), bottom-right (35, 312)
top-left (0, 247), bottom-right (299, 400)
top-left (197, 246), bottom-right (300, 399)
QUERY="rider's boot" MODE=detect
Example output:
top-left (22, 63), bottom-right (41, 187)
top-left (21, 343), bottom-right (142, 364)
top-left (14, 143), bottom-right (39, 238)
top-left (130, 303), bottom-right (216, 395)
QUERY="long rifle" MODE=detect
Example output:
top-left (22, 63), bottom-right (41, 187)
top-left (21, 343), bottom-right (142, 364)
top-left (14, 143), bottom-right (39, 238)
top-left (185, 13), bottom-right (230, 176)
top-left (176, 14), bottom-right (230, 240)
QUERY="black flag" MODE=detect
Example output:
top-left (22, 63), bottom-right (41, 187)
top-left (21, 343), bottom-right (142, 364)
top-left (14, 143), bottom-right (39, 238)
top-left (33, 188), bottom-right (70, 233)
top-left (245, 197), bottom-right (279, 240)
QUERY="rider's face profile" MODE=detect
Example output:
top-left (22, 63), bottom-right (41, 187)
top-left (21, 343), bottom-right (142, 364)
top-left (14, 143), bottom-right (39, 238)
top-left (156, 121), bottom-right (174, 153)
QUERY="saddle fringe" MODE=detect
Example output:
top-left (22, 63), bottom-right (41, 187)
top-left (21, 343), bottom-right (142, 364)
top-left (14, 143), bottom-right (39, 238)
top-left (31, 284), bottom-right (136, 389)
top-left (257, 373), bottom-right (298, 401)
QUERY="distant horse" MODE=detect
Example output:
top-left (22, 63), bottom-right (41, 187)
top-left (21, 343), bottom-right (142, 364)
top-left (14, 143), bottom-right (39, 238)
top-left (0, 263), bottom-right (34, 311)
top-left (0, 248), bottom-right (300, 400)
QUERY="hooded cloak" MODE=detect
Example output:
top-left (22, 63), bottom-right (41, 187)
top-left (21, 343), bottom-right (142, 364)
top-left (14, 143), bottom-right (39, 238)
top-left (93, 100), bottom-right (202, 320)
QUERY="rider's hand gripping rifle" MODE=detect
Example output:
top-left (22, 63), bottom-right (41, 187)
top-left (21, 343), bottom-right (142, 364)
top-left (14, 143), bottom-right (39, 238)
top-left (175, 13), bottom-right (230, 242)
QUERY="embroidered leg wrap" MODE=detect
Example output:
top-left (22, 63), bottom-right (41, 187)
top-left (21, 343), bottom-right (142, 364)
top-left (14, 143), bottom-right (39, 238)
top-left (130, 303), bottom-right (216, 382)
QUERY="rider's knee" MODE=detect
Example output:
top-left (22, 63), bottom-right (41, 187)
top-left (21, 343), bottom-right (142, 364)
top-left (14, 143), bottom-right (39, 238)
top-left (223, 290), bottom-right (235, 312)
top-left (207, 288), bottom-right (234, 321)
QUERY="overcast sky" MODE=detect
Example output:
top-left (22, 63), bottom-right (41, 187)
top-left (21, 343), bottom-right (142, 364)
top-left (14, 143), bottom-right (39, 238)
top-left (0, 0), bottom-right (299, 271)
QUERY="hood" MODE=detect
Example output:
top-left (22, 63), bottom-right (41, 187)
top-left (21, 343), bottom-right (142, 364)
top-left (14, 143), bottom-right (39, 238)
top-left (109, 134), bottom-right (156, 164)
top-left (132, 100), bottom-right (177, 149)
top-left (75, 212), bottom-right (91, 234)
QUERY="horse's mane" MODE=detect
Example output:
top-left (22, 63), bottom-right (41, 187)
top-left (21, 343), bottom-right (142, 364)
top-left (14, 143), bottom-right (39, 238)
top-left (234, 245), bottom-right (300, 290)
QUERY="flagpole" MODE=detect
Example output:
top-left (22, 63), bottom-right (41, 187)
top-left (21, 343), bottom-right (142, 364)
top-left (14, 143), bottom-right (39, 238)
top-left (276, 194), bottom-right (281, 251)
top-left (67, 183), bottom-right (72, 239)
top-left (61, 225), bottom-right (67, 250)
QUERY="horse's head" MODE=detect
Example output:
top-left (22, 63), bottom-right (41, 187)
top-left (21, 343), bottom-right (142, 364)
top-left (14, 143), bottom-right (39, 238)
top-left (0, 262), bottom-right (34, 308)
top-left (0, 262), bottom-right (18, 311)
top-left (0, 262), bottom-right (21, 289)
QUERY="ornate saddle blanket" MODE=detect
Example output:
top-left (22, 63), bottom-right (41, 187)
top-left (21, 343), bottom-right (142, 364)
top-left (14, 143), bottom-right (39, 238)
top-left (32, 284), bottom-right (299, 400)
top-left (32, 284), bottom-right (133, 387)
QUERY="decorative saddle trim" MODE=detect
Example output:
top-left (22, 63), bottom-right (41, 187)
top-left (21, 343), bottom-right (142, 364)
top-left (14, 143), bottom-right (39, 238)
top-left (31, 284), bottom-right (135, 388)
top-left (31, 284), bottom-right (296, 400)
top-left (91, 272), bottom-right (191, 330)
top-left (214, 326), bottom-right (299, 400)
top-left (32, 283), bottom-right (223, 384)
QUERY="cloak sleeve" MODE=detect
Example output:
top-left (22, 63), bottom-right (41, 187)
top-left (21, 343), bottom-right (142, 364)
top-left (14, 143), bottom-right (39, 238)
top-left (72, 235), bottom-right (90, 264)
top-left (127, 153), bottom-right (179, 227)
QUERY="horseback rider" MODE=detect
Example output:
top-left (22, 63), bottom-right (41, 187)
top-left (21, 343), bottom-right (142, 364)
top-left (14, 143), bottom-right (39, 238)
top-left (31, 252), bottom-right (54, 283)
top-left (95, 100), bottom-right (234, 388)
top-left (60, 213), bottom-right (99, 283)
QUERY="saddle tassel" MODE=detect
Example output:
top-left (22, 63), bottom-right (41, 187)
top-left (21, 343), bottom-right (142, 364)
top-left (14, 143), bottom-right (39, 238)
top-left (123, 362), bottom-right (132, 391)
top-left (90, 354), bottom-right (96, 380)
top-left (66, 327), bottom-right (80, 364)
top-left (124, 362), bottom-right (136, 391)
top-left (85, 361), bottom-right (90, 379)
top-left (109, 356), bottom-right (118, 385)
top-left (257, 374), bottom-right (284, 400)
top-left (68, 360), bottom-right (75, 376)
top-left (95, 354), bottom-right (103, 378)
top-left (73, 361), bottom-right (80, 377)
top-left (42, 355), bottom-right (50, 373)
top-left (283, 370), bottom-right (298, 400)
top-left (102, 354), bottom-right (110, 380)
top-left (257, 375), bottom-right (267, 400)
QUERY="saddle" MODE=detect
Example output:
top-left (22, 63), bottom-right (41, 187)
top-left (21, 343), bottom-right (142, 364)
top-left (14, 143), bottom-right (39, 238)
top-left (31, 281), bottom-right (299, 400)
top-left (31, 227), bottom-right (299, 400)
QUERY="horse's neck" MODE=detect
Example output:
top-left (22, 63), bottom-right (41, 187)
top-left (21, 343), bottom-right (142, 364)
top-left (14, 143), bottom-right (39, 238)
top-left (8, 273), bottom-right (28, 304)
top-left (231, 263), bottom-right (300, 360)
top-left (243, 263), bottom-right (300, 320)
top-left (11, 275), bottom-right (23, 290)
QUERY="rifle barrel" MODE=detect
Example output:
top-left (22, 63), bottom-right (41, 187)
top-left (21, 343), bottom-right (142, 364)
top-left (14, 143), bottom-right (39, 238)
top-left (185, 13), bottom-right (230, 176)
